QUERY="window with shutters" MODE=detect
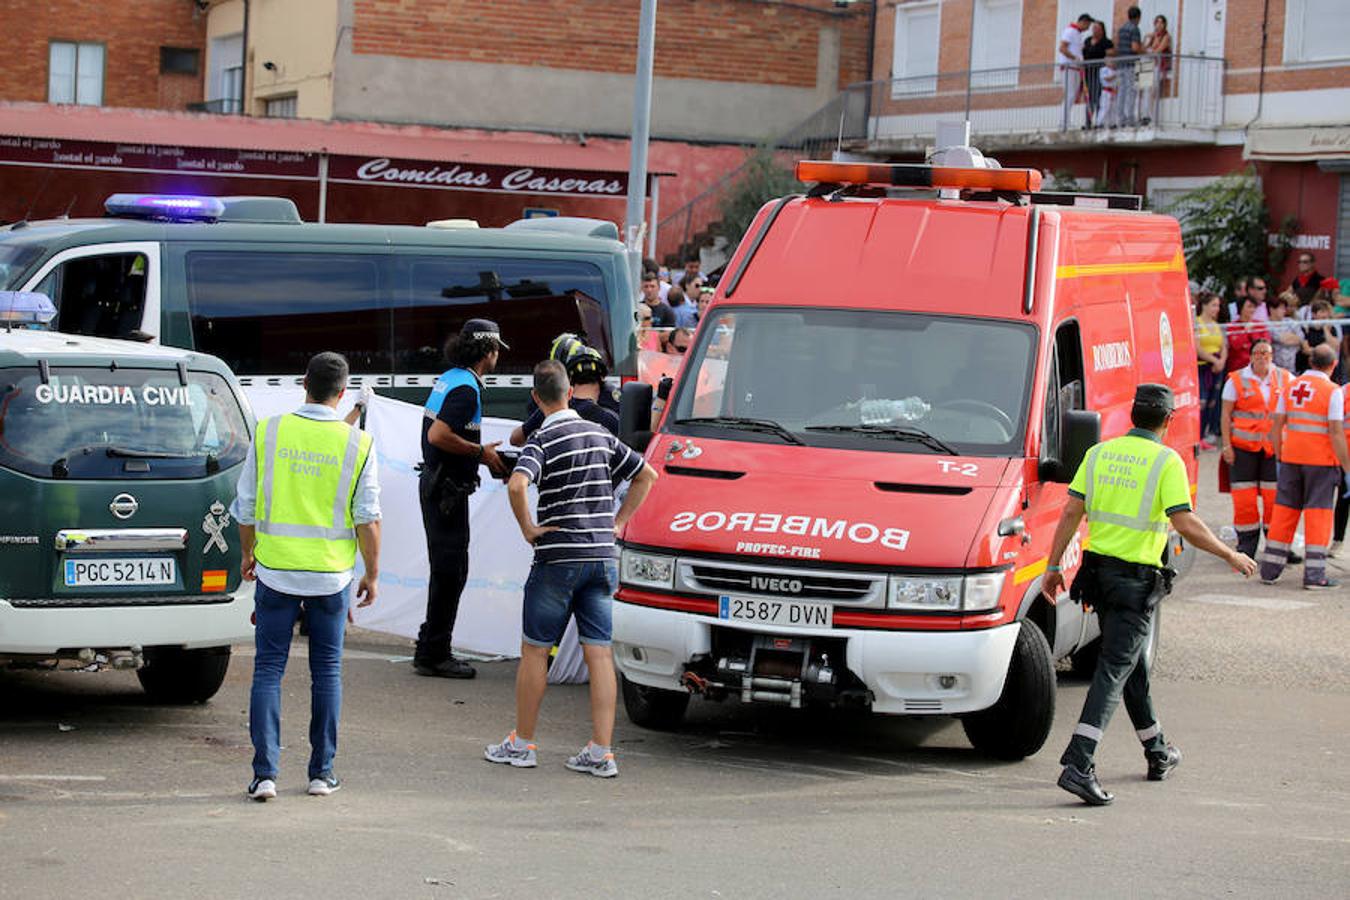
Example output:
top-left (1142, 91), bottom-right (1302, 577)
top-left (890, 1), bottom-right (941, 98)
top-left (1284, 0), bottom-right (1350, 64)
top-left (970, 0), bottom-right (1023, 89)
top-left (48, 41), bottom-right (104, 106)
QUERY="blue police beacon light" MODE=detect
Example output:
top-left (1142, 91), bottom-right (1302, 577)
top-left (104, 193), bottom-right (226, 222)
top-left (0, 291), bottom-right (58, 331)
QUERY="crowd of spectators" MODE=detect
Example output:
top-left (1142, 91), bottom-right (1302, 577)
top-left (1195, 251), bottom-right (1346, 450)
top-left (638, 254), bottom-right (712, 355)
top-left (1058, 5), bottom-right (1173, 131)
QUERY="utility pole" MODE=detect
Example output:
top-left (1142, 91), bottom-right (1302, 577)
top-left (623, 0), bottom-right (658, 253)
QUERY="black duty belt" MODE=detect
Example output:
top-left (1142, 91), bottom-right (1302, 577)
top-left (1083, 550), bottom-right (1160, 580)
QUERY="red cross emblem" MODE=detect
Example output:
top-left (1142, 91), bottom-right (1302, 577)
top-left (1290, 381), bottom-right (1314, 407)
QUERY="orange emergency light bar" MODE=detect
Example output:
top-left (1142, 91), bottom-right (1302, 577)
top-left (796, 160), bottom-right (1042, 193)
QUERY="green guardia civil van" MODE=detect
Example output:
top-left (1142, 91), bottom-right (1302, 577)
top-left (0, 292), bottom-right (254, 702)
top-left (0, 194), bottom-right (638, 414)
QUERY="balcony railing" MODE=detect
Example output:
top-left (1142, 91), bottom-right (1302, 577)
top-left (840, 54), bottom-right (1226, 151)
top-left (187, 98), bottom-right (244, 115)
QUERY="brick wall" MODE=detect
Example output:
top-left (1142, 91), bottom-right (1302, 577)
top-left (0, 0), bottom-right (206, 109)
top-left (872, 0), bottom-right (1349, 97)
top-left (352, 0), bottom-right (872, 90)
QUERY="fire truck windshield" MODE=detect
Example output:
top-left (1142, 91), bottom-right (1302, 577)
top-left (668, 307), bottom-right (1037, 457)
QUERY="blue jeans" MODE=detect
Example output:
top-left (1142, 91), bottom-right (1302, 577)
top-left (249, 580), bottom-right (349, 780)
top-left (521, 560), bottom-right (618, 647)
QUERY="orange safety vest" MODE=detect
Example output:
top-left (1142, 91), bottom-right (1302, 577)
top-left (1228, 366), bottom-right (1290, 454)
top-left (1280, 373), bottom-right (1338, 467)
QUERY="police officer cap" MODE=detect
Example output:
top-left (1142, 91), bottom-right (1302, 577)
top-left (1133, 383), bottom-right (1175, 412)
top-left (460, 318), bottom-right (509, 350)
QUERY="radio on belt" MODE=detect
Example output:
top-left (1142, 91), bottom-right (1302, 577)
top-left (609, 133), bottom-right (1200, 762)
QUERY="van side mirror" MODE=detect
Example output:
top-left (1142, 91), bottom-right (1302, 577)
top-left (620, 381), bottom-right (654, 453)
top-left (1040, 409), bottom-right (1100, 483)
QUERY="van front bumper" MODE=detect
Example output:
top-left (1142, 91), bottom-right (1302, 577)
top-left (0, 583), bottom-right (255, 655)
top-left (612, 599), bottom-right (1020, 715)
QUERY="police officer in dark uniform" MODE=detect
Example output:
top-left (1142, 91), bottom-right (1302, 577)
top-left (1042, 384), bottom-right (1258, 805)
top-left (413, 319), bottom-right (509, 679)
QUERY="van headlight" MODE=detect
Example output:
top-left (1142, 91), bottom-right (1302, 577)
top-left (621, 548), bottom-right (676, 590)
top-left (887, 571), bottom-right (1006, 612)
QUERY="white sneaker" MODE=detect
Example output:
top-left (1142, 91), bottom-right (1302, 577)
top-left (565, 743), bottom-right (618, 778)
top-left (247, 777), bottom-right (277, 802)
top-left (307, 774), bottom-right (341, 796)
top-left (484, 731), bottom-right (538, 768)
top-left (1329, 541), bottom-right (1342, 558)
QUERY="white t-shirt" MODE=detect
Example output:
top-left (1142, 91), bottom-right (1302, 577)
top-left (1221, 364), bottom-right (1277, 404)
top-left (1058, 24), bottom-right (1085, 67)
top-left (1274, 369), bottom-right (1345, 419)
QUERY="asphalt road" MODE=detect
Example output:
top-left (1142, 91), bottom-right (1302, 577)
top-left (2, 452), bottom-right (1347, 899)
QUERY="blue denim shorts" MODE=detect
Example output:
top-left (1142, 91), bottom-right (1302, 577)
top-left (522, 560), bottom-right (619, 647)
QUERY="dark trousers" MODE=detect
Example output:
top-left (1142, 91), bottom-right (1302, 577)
top-left (414, 481), bottom-right (471, 665)
top-left (1061, 556), bottom-right (1166, 770)
top-left (1335, 480), bottom-right (1349, 543)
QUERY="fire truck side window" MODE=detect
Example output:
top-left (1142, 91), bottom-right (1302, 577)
top-left (39, 252), bottom-right (149, 340)
top-left (1044, 321), bottom-right (1085, 460)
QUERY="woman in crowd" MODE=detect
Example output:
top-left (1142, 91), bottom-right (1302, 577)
top-left (1267, 291), bottom-right (1303, 373)
top-left (1081, 20), bottom-right (1112, 128)
top-left (1299, 298), bottom-right (1342, 380)
top-left (1226, 295), bottom-right (1270, 374)
top-left (1194, 292), bottom-right (1226, 449)
top-left (1142, 15), bottom-right (1172, 123)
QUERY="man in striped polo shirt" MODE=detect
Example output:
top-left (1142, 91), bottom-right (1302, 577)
top-left (486, 360), bottom-right (657, 777)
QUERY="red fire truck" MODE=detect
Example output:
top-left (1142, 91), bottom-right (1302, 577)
top-left (614, 147), bottom-right (1199, 759)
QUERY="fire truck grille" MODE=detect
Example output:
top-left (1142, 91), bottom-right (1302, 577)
top-left (677, 561), bottom-right (885, 606)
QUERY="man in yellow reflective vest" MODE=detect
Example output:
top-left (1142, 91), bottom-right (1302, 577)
top-left (232, 352), bottom-right (382, 802)
top-left (1042, 384), bottom-right (1257, 806)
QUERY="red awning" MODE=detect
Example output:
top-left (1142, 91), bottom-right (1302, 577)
top-left (0, 101), bottom-right (669, 174)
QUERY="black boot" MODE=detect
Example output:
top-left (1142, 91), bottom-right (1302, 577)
top-left (413, 655), bottom-right (477, 679)
top-left (1147, 745), bottom-right (1182, 781)
top-left (1058, 764), bottom-right (1114, 805)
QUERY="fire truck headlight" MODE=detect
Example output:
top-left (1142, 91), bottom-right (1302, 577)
top-left (621, 549), bottom-right (676, 590)
top-left (960, 572), bottom-right (1006, 612)
top-left (887, 576), bottom-right (963, 611)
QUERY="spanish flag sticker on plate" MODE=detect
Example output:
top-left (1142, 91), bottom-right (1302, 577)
top-left (202, 570), bottom-right (228, 593)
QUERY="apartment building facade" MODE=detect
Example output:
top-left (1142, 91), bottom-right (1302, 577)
top-left (0, 1), bottom-right (872, 257)
top-left (0, 0), bottom-right (207, 111)
top-left (864, 0), bottom-right (1350, 284)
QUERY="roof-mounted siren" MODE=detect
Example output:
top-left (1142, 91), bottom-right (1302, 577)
top-left (105, 194), bottom-right (226, 222)
top-left (0, 291), bottom-right (57, 332)
top-left (927, 121), bottom-right (1000, 199)
top-left (796, 120), bottom-right (1041, 197)
top-left (426, 219), bottom-right (481, 229)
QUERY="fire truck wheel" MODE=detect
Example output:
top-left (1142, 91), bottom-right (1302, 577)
top-left (137, 647), bottom-right (231, 704)
top-left (961, 623), bottom-right (1054, 760)
top-left (621, 674), bottom-right (690, 730)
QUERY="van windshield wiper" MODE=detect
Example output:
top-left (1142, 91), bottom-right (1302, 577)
top-left (104, 445), bottom-right (201, 459)
top-left (674, 416), bottom-right (804, 446)
top-left (804, 424), bottom-right (959, 456)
